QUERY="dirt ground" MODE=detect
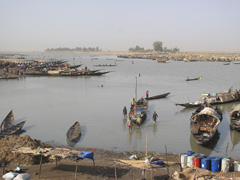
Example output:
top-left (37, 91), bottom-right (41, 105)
top-left (0, 135), bottom-right (240, 180)
top-left (0, 135), bottom-right (179, 180)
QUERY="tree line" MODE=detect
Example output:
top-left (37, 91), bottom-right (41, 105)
top-left (129, 41), bottom-right (180, 52)
top-left (45, 47), bottom-right (102, 52)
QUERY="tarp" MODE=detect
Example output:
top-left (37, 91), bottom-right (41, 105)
top-left (230, 104), bottom-right (240, 117)
top-left (192, 107), bottom-right (221, 120)
top-left (150, 160), bottom-right (165, 167)
top-left (79, 151), bottom-right (94, 161)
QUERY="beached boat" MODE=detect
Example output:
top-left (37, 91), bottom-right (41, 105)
top-left (66, 121), bottom-right (81, 142)
top-left (0, 121), bottom-right (26, 136)
top-left (145, 92), bottom-right (171, 100)
top-left (229, 104), bottom-right (240, 131)
top-left (185, 76), bottom-right (202, 81)
top-left (190, 106), bottom-right (222, 145)
top-left (1, 110), bottom-right (14, 132)
top-left (176, 88), bottom-right (240, 108)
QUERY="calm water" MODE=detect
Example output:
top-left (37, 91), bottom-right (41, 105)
top-left (1, 52), bottom-right (240, 159)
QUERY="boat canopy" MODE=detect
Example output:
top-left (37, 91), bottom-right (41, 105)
top-left (192, 107), bottom-right (221, 121)
top-left (230, 104), bottom-right (240, 117)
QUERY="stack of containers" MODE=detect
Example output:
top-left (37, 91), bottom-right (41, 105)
top-left (181, 151), bottom-right (195, 168)
top-left (234, 161), bottom-right (240, 172)
top-left (181, 151), bottom-right (240, 173)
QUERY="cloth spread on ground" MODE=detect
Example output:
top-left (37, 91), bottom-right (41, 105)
top-left (79, 151), bottom-right (94, 161)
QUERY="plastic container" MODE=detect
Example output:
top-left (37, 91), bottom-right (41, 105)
top-left (199, 154), bottom-right (207, 159)
top-left (221, 158), bottom-right (230, 172)
top-left (211, 158), bottom-right (221, 172)
top-left (187, 155), bottom-right (194, 167)
top-left (193, 156), bottom-right (201, 168)
top-left (186, 151), bottom-right (195, 156)
top-left (181, 154), bottom-right (188, 168)
top-left (234, 161), bottom-right (240, 172)
top-left (201, 158), bottom-right (210, 170)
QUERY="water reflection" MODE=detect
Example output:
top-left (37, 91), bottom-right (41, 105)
top-left (127, 128), bottom-right (142, 143)
top-left (190, 131), bottom-right (220, 156)
top-left (230, 130), bottom-right (240, 151)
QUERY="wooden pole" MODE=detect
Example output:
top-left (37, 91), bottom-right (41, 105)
top-left (226, 142), bottom-right (229, 156)
top-left (132, 168), bottom-right (134, 180)
top-left (151, 168), bottom-right (153, 180)
top-left (55, 157), bottom-right (58, 170)
top-left (38, 153), bottom-right (43, 179)
top-left (115, 165), bottom-right (118, 180)
top-left (146, 133), bottom-right (148, 157)
top-left (75, 160), bottom-right (78, 180)
top-left (2, 154), bottom-right (7, 175)
top-left (165, 145), bottom-right (170, 176)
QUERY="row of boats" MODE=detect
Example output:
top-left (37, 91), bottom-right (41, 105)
top-left (183, 88), bottom-right (240, 145)
top-left (0, 110), bottom-right (82, 147)
top-left (127, 87), bottom-right (240, 147)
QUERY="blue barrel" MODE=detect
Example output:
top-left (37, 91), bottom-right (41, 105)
top-left (186, 151), bottom-right (195, 156)
top-left (211, 158), bottom-right (221, 172)
top-left (201, 158), bottom-right (210, 170)
top-left (215, 157), bottom-right (222, 170)
top-left (199, 154), bottom-right (207, 159)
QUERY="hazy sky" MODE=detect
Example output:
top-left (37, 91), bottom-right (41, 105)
top-left (1, 0), bottom-right (240, 52)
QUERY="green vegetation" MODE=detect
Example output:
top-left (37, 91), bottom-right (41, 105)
top-left (129, 41), bottom-right (180, 52)
top-left (45, 47), bottom-right (102, 52)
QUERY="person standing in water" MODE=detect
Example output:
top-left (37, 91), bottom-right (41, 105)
top-left (127, 118), bottom-right (133, 130)
top-left (123, 106), bottom-right (127, 117)
top-left (146, 90), bottom-right (149, 99)
top-left (152, 111), bottom-right (158, 122)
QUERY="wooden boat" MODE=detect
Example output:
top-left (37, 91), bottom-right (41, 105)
top-left (93, 64), bottom-right (117, 67)
top-left (229, 104), bottom-right (240, 131)
top-left (1, 110), bottom-right (14, 132)
top-left (185, 76), bottom-right (202, 81)
top-left (190, 106), bottom-right (222, 145)
top-left (129, 98), bottom-right (148, 127)
top-left (0, 76), bottom-right (19, 79)
top-left (223, 62), bottom-right (230, 65)
top-left (145, 92), bottom-right (171, 100)
top-left (176, 89), bottom-right (240, 108)
top-left (66, 121), bottom-right (81, 142)
top-left (0, 121), bottom-right (26, 136)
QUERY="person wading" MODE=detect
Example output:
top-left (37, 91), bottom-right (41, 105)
top-left (123, 106), bottom-right (127, 117)
top-left (152, 111), bottom-right (158, 122)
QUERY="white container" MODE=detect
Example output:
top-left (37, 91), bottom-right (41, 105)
top-left (234, 161), bottom-right (240, 172)
top-left (187, 155), bottom-right (194, 167)
top-left (221, 158), bottom-right (230, 172)
top-left (181, 154), bottom-right (188, 168)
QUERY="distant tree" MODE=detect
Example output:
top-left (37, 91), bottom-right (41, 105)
top-left (82, 47), bottom-right (87, 52)
top-left (128, 45), bottom-right (145, 52)
top-left (153, 41), bottom-right (163, 51)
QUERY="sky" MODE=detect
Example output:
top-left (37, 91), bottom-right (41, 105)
top-left (0, 0), bottom-right (240, 52)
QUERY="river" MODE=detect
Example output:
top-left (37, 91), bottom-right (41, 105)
top-left (1, 52), bottom-right (240, 159)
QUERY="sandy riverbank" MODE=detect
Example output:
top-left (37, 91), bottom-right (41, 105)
top-left (0, 135), bottom-right (240, 180)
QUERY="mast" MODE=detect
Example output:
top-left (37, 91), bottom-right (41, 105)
top-left (135, 76), bottom-right (137, 104)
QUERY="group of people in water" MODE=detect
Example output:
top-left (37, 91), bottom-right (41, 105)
top-left (123, 91), bottom-right (158, 130)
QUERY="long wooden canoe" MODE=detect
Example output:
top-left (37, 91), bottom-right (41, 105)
top-left (66, 121), bottom-right (81, 142)
top-left (1, 110), bottom-right (15, 132)
top-left (0, 121), bottom-right (26, 136)
top-left (145, 92), bottom-right (171, 100)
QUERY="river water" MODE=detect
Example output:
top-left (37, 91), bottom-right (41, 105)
top-left (1, 52), bottom-right (240, 159)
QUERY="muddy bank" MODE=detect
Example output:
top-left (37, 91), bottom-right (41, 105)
top-left (0, 135), bottom-right (239, 179)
